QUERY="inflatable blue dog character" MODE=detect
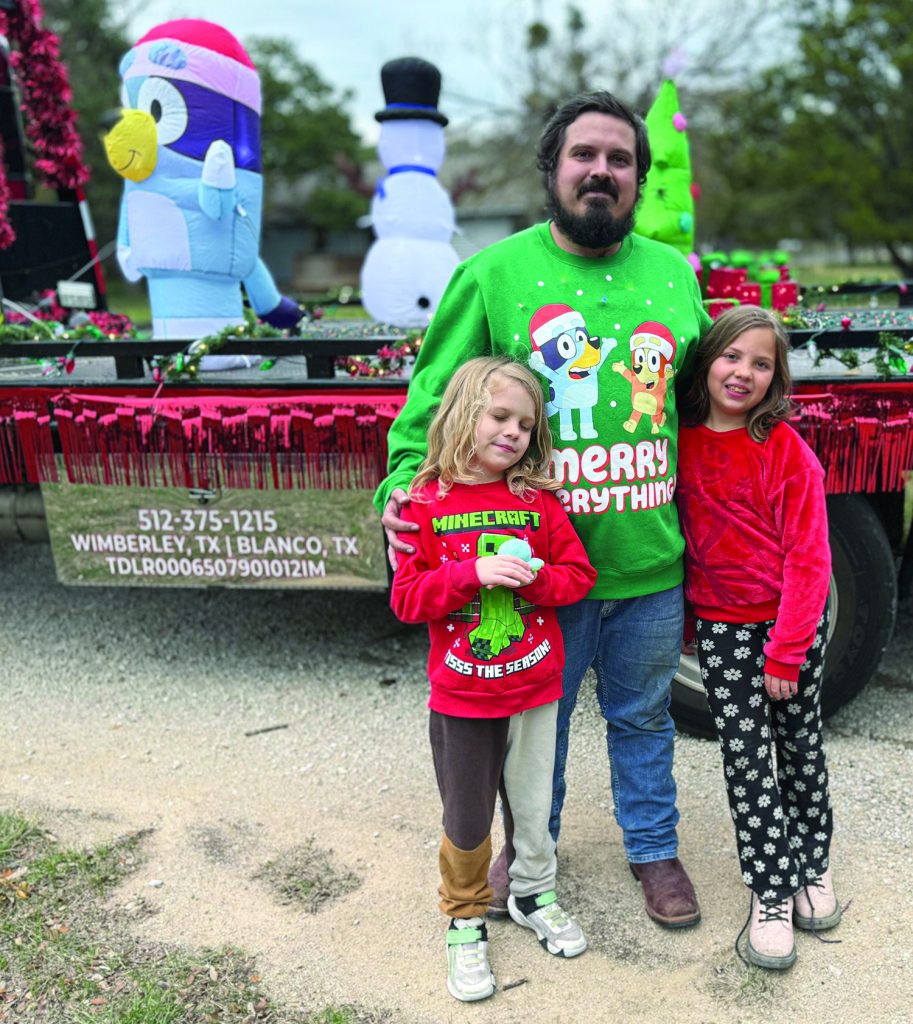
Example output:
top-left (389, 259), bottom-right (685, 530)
top-left (103, 19), bottom-right (301, 369)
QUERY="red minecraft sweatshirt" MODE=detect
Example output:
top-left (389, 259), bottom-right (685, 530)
top-left (391, 479), bottom-right (596, 717)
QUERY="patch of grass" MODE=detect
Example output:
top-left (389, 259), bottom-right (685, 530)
top-left (300, 1008), bottom-right (391, 1024)
top-left (796, 262), bottom-right (899, 287)
top-left (254, 838), bottom-right (361, 912)
top-left (69, 979), bottom-right (186, 1024)
top-left (105, 279), bottom-right (152, 331)
top-left (27, 833), bottom-right (146, 894)
top-left (0, 812), bottom-right (43, 863)
top-left (312, 301), bottom-right (370, 321)
top-left (703, 951), bottom-right (779, 1008)
top-left (0, 812), bottom-right (383, 1024)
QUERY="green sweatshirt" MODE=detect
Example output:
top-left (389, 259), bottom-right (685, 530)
top-left (375, 221), bottom-right (712, 599)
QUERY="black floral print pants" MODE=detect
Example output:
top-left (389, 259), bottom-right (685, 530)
top-left (697, 610), bottom-right (832, 903)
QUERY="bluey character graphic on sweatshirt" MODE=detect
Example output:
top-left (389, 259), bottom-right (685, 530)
top-left (528, 304), bottom-right (615, 441)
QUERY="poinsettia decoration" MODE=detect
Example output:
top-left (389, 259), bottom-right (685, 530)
top-left (1, 288), bottom-right (134, 338)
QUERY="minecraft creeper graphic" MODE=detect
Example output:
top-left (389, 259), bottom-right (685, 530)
top-left (469, 533), bottom-right (528, 660)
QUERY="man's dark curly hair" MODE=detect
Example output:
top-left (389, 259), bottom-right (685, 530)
top-left (536, 90), bottom-right (651, 191)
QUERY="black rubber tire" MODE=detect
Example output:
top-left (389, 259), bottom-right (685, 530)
top-left (670, 494), bottom-right (898, 739)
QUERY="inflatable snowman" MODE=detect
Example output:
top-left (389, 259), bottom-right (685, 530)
top-left (360, 57), bottom-right (459, 327)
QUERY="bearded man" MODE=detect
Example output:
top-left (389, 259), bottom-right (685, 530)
top-left (376, 90), bottom-right (710, 937)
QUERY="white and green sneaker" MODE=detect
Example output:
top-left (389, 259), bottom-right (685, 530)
top-left (446, 917), bottom-right (495, 1002)
top-left (508, 890), bottom-right (588, 958)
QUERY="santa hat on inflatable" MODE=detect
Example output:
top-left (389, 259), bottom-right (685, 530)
top-left (629, 321), bottom-right (677, 361)
top-left (127, 19), bottom-right (261, 114)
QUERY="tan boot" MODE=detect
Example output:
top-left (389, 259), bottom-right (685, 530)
top-left (794, 868), bottom-right (842, 931)
top-left (747, 894), bottom-right (796, 970)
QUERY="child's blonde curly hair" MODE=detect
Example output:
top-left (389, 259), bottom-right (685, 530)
top-left (409, 356), bottom-right (558, 501)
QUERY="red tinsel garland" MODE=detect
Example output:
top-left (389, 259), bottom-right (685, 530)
top-left (0, 0), bottom-right (89, 250)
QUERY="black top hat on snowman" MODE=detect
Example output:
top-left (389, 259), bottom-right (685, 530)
top-left (375, 56), bottom-right (448, 126)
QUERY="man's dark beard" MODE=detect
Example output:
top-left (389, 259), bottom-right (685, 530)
top-left (547, 181), bottom-right (636, 250)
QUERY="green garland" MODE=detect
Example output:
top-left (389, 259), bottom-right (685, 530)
top-left (0, 318), bottom-right (124, 343)
top-left (777, 307), bottom-right (810, 330)
top-left (0, 317), bottom-right (139, 376)
top-left (872, 332), bottom-right (913, 379)
top-left (803, 329), bottom-right (913, 379)
top-left (6, 306), bottom-right (907, 383)
top-left (155, 309), bottom-right (281, 381)
top-left (0, 319), bottom-right (57, 342)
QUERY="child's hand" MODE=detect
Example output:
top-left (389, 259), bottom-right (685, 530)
top-left (764, 673), bottom-right (797, 701)
top-left (476, 555), bottom-right (536, 589)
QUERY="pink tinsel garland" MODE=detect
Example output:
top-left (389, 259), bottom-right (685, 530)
top-left (0, 134), bottom-right (14, 249)
top-left (0, 391), bottom-right (409, 489)
top-left (0, 0), bottom-right (89, 250)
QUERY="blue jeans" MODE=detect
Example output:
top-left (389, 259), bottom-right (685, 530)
top-left (551, 587), bottom-right (684, 863)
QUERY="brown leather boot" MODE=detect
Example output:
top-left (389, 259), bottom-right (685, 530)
top-left (629, 857), bottom-right (701, 928)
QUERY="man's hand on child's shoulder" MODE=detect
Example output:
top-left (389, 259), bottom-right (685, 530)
top-left (382, 487), bottom-right (418, 569)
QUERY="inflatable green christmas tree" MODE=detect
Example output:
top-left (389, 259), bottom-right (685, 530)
top-left (637, 79), bottom-right (695, 258)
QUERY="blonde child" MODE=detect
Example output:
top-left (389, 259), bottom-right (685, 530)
top-left (389, 356), bottom-right (596, 1001)
top-left (677, 305), bottom-right (840, 969)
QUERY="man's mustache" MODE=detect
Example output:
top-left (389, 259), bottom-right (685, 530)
top-left (577, 177), bottom-right (619, 200)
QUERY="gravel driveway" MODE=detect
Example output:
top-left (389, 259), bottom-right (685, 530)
top-left (1, 542), bottom-right (911, 1023)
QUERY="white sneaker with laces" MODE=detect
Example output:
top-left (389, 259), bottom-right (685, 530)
top-left (747, 893), bottom-right (796, 970)
top-left (446, 917), bottom-right (495, 1002)
top-left (794, 867), bottom-right (842, 931)
top-left (508, 890), bottom-right (588, 958)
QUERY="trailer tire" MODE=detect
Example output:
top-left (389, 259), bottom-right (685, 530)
top-left (670, 494), bottom-right (897, 739)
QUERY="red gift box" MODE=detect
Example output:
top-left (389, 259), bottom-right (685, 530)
top-left (734, 282), bottom-right (762, 306)
top-left (706, 267), bottom-right (747, 298)
top-left (771, 282), bottom-right (799, 310)
top-left (707, 298), bottom-right (741, 319)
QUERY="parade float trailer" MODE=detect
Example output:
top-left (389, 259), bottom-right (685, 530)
top-left (0, 6), bottom-right (911, 737)
top-left (3, 314), bottom-right (908, 740)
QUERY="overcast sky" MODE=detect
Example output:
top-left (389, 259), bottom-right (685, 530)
top-left (123, 0), bottom-right (792, 151)
top-left (125, 0), bottom-right (530, 145)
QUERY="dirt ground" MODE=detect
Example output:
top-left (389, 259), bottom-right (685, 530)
top-left (2, 543), bottom-right (913, 1024)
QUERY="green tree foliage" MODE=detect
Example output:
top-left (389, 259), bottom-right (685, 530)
top-left (246, 38), bottom-right (364, 183)
top-left (521, 5), bottom-right (592, 128)
top-left (699, 0), bottom-right (913, 271)
top-left (244, 37), bottom-right (369, 239)
top-left (42, 0), bottom-right (131, 250)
